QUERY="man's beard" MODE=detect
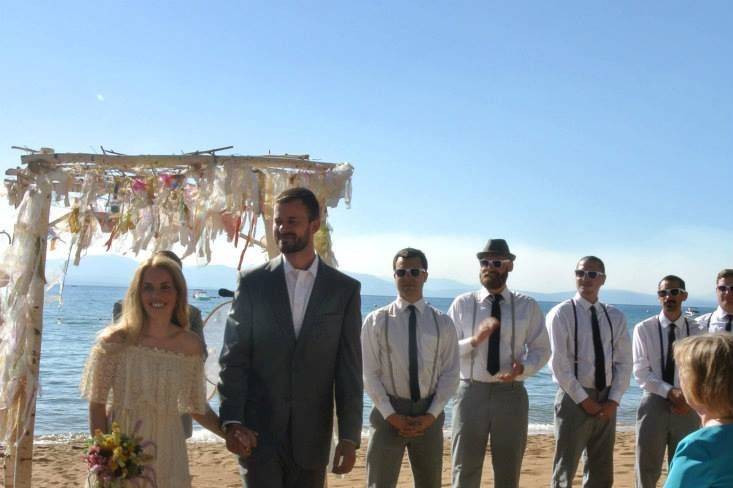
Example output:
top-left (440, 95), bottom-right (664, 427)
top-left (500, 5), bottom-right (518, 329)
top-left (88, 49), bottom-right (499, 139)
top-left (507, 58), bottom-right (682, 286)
top-left (276, 230), bottom-right (309, 254)
top-left (481, 270), bottom-right (509, 290)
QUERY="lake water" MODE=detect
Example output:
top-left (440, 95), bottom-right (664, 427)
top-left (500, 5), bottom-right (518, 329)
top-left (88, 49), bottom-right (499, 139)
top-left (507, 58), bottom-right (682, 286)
top-left (32, 285), bottom-right (712, 442)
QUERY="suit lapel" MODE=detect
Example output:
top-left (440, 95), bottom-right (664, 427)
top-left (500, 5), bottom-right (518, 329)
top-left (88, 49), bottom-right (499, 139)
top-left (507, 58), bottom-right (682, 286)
top-left (297, 259), bottom-right (330, 344)
top-left (267, 256), bottom-right (296, 344)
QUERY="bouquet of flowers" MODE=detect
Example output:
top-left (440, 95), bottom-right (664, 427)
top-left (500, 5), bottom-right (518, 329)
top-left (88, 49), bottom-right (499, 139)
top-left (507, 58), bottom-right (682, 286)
top-left (84, 421), bottom-right (155, 488)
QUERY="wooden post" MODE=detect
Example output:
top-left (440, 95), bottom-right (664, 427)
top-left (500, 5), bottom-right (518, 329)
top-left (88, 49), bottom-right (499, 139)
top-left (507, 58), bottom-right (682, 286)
top-left (2, 180), bottom-right (52, 487)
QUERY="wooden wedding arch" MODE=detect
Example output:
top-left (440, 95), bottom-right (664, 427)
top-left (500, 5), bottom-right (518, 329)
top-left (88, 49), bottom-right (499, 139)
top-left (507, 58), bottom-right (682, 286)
top-left (0, 147), bottom-right (354, 487)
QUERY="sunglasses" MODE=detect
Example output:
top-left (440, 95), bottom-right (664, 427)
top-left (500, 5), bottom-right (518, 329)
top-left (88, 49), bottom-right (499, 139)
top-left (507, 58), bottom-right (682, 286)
top-left (717, 285), bottom-right (733, 293)
top-left (480, 259), bottom-right (511, 269)
top-left (657, 288), bottom-right (686, 297)
top-left (394, 268), bottom-right (425, 278)
top-left (574, 270), bottom-right (605, 279)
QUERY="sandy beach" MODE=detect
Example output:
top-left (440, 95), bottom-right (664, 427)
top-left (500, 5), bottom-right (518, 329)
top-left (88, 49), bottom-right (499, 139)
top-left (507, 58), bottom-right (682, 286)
top-left (27, 432), bottom-right (655, 487)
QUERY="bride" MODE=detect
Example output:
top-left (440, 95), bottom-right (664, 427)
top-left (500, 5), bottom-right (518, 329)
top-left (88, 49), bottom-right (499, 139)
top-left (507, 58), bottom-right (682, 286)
top-left (81, 254), bottom-right (223, 487)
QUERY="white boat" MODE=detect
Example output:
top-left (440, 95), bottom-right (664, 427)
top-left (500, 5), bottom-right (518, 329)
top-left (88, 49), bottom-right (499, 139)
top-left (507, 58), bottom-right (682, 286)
top-left (684, 307), bottom-right (700, 317)
top-left (192, 290), bottom-right (214, 301)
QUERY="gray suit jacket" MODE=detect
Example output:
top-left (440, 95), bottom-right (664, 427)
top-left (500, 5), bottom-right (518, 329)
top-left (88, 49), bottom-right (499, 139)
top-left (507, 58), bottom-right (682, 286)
top-left (218, 256), bottom-right (363, 469)
top-left (112, 300), bottom-right (206, 438)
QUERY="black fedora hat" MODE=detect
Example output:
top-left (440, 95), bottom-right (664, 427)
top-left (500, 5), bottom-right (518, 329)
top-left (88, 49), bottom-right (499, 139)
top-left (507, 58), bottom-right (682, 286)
top-left (476, 239), bottom-right (516, 261)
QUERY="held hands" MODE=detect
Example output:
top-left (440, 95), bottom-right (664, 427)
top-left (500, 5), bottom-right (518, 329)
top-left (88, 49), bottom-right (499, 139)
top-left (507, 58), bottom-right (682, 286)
top-left (332, 440), bottom-right (357, 474)
top-left (668, 388), bottom-right (691, 415)
top-left (471, 317), bottom-right (501, 347)
top-left (386, 413), bottom-right (436, 438)
top-left (224, 424), bottom-right (258, 458)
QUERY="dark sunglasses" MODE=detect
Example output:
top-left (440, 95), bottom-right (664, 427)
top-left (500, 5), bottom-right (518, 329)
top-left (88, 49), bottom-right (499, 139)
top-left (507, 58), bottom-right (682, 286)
top-left (574, 270), bottom-right (605, 279)
top-left (479, 259), bottom-right (511, 269)
top-left (394, 268), bottom-right (425, 278)
top-left (717, 285), bottom-right (733, 293)
top-left (657, 288), bottom-right (686, 297)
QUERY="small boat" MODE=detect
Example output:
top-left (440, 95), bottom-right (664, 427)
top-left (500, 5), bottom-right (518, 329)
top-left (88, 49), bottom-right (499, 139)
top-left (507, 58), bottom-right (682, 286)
top-left (192, 290), bottom-right (214, 301)
top-left (684, 307), bottom-right (700, 317)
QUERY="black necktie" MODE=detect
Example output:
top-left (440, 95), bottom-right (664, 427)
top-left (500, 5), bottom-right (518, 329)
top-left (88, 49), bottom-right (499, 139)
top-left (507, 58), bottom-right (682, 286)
top-left (590, 306), bottom-right (607, 391)
top-left (487, 295), bottom-right (502, 375)
top-left (663, 323), bottom-right (676, 385)
top-left (408, 305), bottom-right (420, 401)
top-left (726, 314), bottom-right (732, 332)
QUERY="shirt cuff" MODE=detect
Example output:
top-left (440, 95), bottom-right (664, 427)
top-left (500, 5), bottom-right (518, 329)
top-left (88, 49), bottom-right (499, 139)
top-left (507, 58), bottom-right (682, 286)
top-left (375, 399), bottom-right (396, 419)
top-left (338, 438), bottom-right (358, 448)
top-left (568, 385), bottom-right (589, 404)
top-left (427, 403), bottom-right (444, 419)
top-left (608, 388), bottom-right (624, 404)
top-left (458, 337), bottom-right (475, 356)
top-left (221, 420), bottom-right (242, 431)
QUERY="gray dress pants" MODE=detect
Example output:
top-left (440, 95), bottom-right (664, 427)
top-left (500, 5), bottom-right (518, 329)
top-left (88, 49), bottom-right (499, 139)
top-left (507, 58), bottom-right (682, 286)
top-left (634, 393), bottom-right (700, 488)
top-left (551, 387), bottom-right (615, 488)
top-left (366, 396), bottom-right (444, 488)
top-left (451, 381), bottom-right (529, 488)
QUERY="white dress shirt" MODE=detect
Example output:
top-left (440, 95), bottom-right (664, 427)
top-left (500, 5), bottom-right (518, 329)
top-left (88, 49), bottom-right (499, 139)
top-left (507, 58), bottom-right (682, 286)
top-left (362, 297), bottom-right (459, 419)
top-left (633, 313), bottom-right (700, 399)
top-left (697, 306), bottom-right (733, 333)
top-left (282, 254), bottom-right (319, 338)
top-left (448, 287), bottom-right (550, 383)
top-left (547, 293), bottom-right (633, 404)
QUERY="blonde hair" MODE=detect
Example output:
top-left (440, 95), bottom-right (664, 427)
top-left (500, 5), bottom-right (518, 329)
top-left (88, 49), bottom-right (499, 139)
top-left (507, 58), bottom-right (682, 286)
top-left (102, 255), bottom-right (189, 345)
top-left (674, 333), bottom-right (733, 418)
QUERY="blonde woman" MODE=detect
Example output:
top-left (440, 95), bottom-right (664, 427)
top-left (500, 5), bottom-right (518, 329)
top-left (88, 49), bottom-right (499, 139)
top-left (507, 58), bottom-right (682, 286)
top-left (81, 254), bottom-right (223, 487)
top-left (664, 334), bottom-right (733, 487)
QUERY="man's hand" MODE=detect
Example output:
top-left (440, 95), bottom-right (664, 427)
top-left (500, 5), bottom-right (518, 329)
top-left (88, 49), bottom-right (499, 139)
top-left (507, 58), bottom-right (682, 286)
top-left (668, 388), bottom-right (692, 415)
top-left (471, 317), bottom-right (500, 347)
top-left (332, 440), bottom-right (357, 475)
top-left (386, 414), bottom-right (422, 438)
top-left (597, 400), bottom-right (618, 422)
top-left (579, 397), bottom-right (602, 417)
top-left (224, 424), bottom-right (258, 458)
top-left (409, 414), bottom-right (436, 435)
top-left (497, 361), bottom-right (524, 382)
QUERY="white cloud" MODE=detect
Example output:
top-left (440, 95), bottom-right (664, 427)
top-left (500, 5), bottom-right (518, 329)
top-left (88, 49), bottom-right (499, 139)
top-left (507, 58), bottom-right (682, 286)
top-left (96, 94), bottom-right (105, 102)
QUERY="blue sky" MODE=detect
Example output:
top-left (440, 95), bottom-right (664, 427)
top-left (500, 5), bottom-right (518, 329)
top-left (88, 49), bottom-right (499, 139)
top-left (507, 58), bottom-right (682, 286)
top-left (1, 2), bottom-right (731, 298)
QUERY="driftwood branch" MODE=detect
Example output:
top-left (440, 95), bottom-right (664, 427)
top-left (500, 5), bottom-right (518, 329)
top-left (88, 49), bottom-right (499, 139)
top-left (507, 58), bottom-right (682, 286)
top-left (183, 145), bottom-right (234, 156)
top-left (20, 153), bottom-right (338, 171)
top-left (10, 146), bottom-right (39, 154)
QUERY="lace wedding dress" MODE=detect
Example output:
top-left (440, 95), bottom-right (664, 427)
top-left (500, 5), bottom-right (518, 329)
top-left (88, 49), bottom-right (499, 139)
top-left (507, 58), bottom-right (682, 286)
top-left (81, 341), bottom-right (206, 488)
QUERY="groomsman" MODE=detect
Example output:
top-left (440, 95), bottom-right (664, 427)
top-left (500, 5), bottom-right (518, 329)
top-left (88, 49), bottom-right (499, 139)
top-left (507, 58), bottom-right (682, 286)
top-left (450, 239), bottom-right (550, 488)
top-left (632, 275), bottom-right (700, 488)
top-left (697, 268), bottom-right (733, 333)
top-left (547, 256), bottom-right (632, 488)
top-left (362, 248), bottom-right (459, 488)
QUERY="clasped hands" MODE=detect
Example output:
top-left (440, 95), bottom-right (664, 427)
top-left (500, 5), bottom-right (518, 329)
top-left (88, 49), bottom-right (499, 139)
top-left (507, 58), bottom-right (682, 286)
top-left (386, 413), bottom-right (436, 438)
top-left (224, 424), bottom-right (357, 475)
top-left (579, 397), bottom-right (618, 421)
top-left (471, 317), bottom-right (525, 382)
top-left (667, 387), bottom-right (691, 415)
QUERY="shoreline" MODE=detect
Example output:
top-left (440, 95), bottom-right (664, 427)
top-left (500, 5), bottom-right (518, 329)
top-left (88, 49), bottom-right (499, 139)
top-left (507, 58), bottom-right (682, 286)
top-left (31, 424), bottom-right (638, 445)
top-left (25, 432), bottom-right (655, 487)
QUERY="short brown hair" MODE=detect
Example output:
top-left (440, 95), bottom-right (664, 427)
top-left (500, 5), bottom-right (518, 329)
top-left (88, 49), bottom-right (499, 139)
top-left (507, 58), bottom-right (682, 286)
top-left (275, 187), bottom-right (320, 221)
top-left (393, 248), bottom-right (428, 270)
top-left (577, 256), bottom-right (605, 273)
top-left (716, 268), bottom-right (733, 281)
top-left (674, 334), bottom-right (733, 418)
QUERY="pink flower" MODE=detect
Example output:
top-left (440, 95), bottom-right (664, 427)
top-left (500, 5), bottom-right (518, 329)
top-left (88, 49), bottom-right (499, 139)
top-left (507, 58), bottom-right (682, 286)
top-left (132, 178), bottom-right (147, 192)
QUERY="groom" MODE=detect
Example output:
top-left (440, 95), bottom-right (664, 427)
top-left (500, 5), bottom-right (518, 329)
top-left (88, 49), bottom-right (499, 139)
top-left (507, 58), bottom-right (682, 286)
top-left (218, 187), bottom-right (363, 487)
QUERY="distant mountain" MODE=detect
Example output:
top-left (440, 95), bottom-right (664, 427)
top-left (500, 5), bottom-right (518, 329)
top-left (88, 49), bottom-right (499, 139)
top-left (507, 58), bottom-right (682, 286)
top-left (47, 255), bottom-right (240, 290)
top-left (47, 255), bottom-right (716, 307)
